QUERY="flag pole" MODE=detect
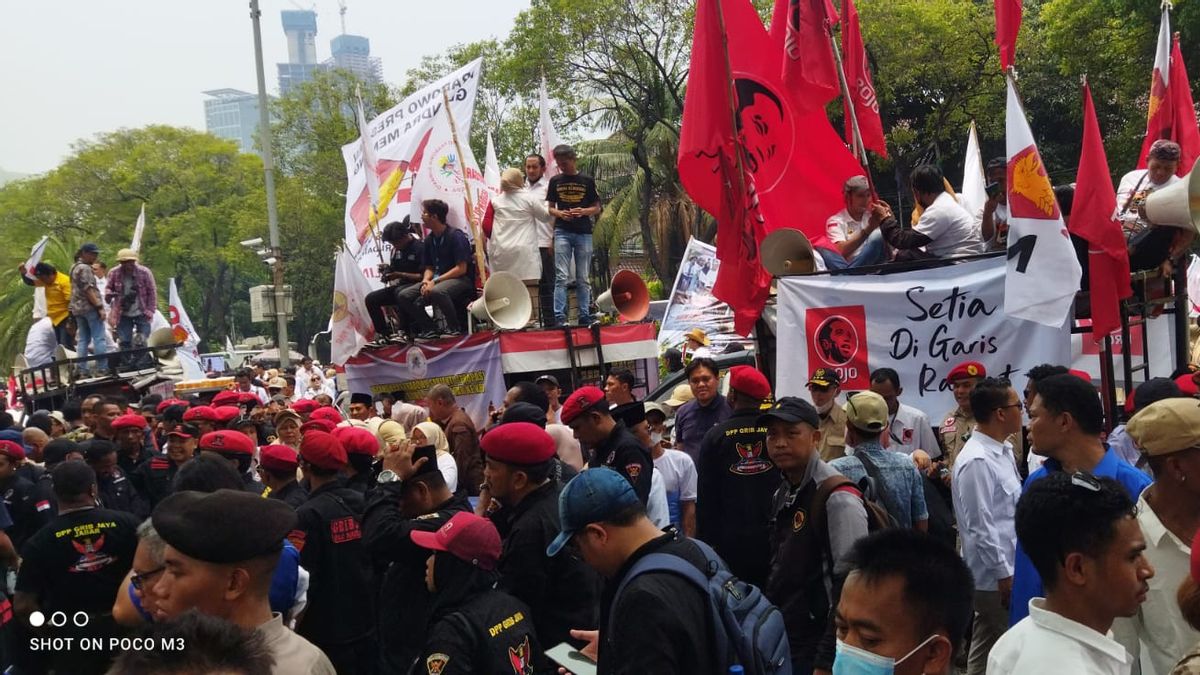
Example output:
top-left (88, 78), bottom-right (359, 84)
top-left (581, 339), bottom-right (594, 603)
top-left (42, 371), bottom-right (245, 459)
top-left (440, 89), bottom-right (489, 284)
top-left (829, 30), bottom-right (874, 190)
top-left (356, 87), bottom-right (389, 266)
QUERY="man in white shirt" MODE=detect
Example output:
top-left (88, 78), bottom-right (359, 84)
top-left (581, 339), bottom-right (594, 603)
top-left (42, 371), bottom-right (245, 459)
top-left (525, 154), bottom-right (555, 327)
top-left (989, 471), bottom-right (1152, 675)
top-left (951, 378), bottom-right (1023, 675)
top-left (23, 316), bottom-right (59, 368)
top-left (976, 157), bottom-right (1010, 252)
top-left (1116, 139), bottom-right (1189, 273)
top-left (868, 367), bottom-right (940, 458)
top-left (294, 356), bottom-right (324, 390)
top-left (817, 175), bottom-right (887, 270)
top-left (1118, 399), bottom-right (1200, 675)
top-left (880, 164), bottom-right (984, 260)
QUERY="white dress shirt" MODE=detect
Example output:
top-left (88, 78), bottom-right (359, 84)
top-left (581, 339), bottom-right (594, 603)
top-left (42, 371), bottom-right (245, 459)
top-left (23, 317), bottom-right (57, 368)
top-left (951, 430), bottom-right (1021, 591)
top-left (1115, 169), bottom-right (1181, 225)
top-left (913, 191), bottom-right (984, 258)
top-left (887, 402), bottom-right (941, 458)
top-left (1112, 491), bottom-right (1199, 675)
top-left (989, 598), bottom-right (1133, 675)
top-left (825, 208), bottom-right (870, 261)
top-left (525, 178), bottom-right (553, 248)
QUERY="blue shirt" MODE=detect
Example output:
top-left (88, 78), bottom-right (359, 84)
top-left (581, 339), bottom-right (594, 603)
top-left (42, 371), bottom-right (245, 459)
top-left (422, 227), bottom-right (475, 280)
top-left (830, 439), bottom-right (929, 528)
top-left (1008, 445), bottom-right (1153, 625)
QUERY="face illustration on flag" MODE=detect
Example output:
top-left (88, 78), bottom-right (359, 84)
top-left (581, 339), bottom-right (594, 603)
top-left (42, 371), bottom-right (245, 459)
top-left (733, 78), bottom-right (796, 191)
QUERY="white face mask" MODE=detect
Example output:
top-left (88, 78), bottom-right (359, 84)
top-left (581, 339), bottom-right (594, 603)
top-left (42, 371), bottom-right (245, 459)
top-left (649, 432), bottom-right (663, 446)
top-left (816, 399), bottom-right (835, 415)
top-left (833, 634), bottom-right (939, 675)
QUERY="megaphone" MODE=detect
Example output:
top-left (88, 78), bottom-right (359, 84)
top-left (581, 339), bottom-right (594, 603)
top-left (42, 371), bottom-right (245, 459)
top-left (1144, 157), bottom-right (1200, 232)
top-left (469, 271), bottom-right (532, 330)
top-left (12, 354), bottom-right (28, 377)
top-left (147, 327), bottom-right (184, 375)
top-left (596, 269), bottom-right (650, 321)
top-left (760, 228), bottom-right (816, 276)
top-left (54, 345), bottom-right (76, 385)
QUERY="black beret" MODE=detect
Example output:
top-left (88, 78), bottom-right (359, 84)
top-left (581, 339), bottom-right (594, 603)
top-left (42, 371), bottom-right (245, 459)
top-left (500, 402), bottom-right (548, 428)
top-left (350, 392), bottom-right (373, 406)
top-left (153, 489), bottom-right (297, 564)
top-left (43, 439), bottom-right (80, 465)
top-left (82, 439), bottom-right (117, 462)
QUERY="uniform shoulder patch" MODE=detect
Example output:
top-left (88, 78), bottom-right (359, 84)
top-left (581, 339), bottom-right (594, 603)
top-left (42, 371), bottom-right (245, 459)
top-left (286, 529), bottom-right (306, 553)
top-left (426, 652), bottom-right (450, 675)
top-left (416, 513), bottom-right (441, 520)
top-left (625, 463), bottom-right (642, 481)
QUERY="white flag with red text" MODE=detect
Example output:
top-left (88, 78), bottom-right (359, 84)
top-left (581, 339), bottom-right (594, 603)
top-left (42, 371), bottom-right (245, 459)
top-left (484, 130), bottom-right (501, 196)
top-left (168, 278), bottom-right (201, 358)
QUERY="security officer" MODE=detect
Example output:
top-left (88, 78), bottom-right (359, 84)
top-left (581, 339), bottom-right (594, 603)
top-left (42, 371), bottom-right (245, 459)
top-left (111, 413), bottom-right (153, 491)
top-left (0, 440), bottom-right (49, 550)
top-left (561, 385), bottom-right (653, 504)
top-left (807, 368), bottom-right (847, 461)
top-left (133, 422), bottom-right (198, 508)
top-left (332, 425), bottom-right (378, 495)
top-left (938, 360), bottom-right (985, 470)
top-left (480, 422), bottom-right (599, 661)
top-left (198, 430), bottom-right (264, 494)
top-left (412, 512), bottom-right (545, 675)
top-left (364, 440), bottom-right (471, 674)
top-left (258, 444), bottom-right (308, 509)
top-left (82, 439), bottom-right (149, 518)
top-left (290, 430), bottom-right (376, 674)
top-left (211, 405), bottom-right (243, 430)
top-left (696, 365), bottom-right (777, 588)
top-left (182, 405), bottom-right (219, 437)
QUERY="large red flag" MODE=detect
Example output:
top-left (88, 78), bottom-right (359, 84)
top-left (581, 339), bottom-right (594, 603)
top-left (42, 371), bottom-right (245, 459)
top-left (681, 0), bottom-right (862, 335)
top-left (994, 0), bottom-right (1021, 70)
top-left (1072, 82), bottom-right (1131, 341)
top-left (769, 0), bottom-right (840, 114)
top-left (1137, 7), bottom-right (1173, 168)
top-left (840, 0), bottom-right (887, 157)
top-left (1169, 33), bottom-right (1200, 175)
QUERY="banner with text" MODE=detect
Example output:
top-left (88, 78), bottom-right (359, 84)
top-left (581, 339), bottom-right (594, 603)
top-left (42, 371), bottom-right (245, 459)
top-left (777, 257), bottom-right (1070, 421)
top-left (658, 238), bottom-right (756, 355)
top-left (343, 331), bottom-right (504, 429)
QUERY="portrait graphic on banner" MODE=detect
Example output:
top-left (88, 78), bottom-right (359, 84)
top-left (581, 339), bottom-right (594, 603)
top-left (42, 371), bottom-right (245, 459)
top-left (658, 238), bottom-right (756, 355)
top-left (805, 305), bottom-right (869, 390)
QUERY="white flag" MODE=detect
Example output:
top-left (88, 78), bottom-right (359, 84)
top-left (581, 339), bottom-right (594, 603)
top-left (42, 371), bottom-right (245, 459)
top-left (131, 203), bottom-right (146, 253)
top-left (538, 76), bottom-right (564, 180)
top-left (1004, 76), bottom-right (1081, 327)
top-left (409, 107), bottom-right (491, 237)
top-left (23, 236), bottom-right (50, 320)
top-left (168, 278), bottom-right (202, 357)
top-left (355, 90), bottom-right (382, 215)
top-left (1188, 254), bottom-right (1200, 317)
top-left (484, 130), bottom-right (501, 196)
top-left (960, 121), bottom-right (987, 218)
top-left (225, 335), bottom-right (236, 354)
top-left (330, 248), bottom-right (376, 366)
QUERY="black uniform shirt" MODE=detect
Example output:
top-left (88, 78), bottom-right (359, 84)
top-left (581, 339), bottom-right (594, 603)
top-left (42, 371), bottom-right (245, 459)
top-left (421, 589), bottom-right (542, 675)
top-left (268, 480), bottom-right (309, 510)
top-left (589, 424), bottom-right (653, 505)
top-left (133, 454), bottom-right (180, 509)
top-left (97, 468), bottom-right (149, 519)
top-left (0, 475), bottom-right (52, 550)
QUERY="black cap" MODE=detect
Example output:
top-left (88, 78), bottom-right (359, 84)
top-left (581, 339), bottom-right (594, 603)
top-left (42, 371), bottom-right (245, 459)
top-left (43, 439), bottom-right (81, 465)
top-left (611, 401), bottom-right (646, 428)
top-left (500, 402), bottom-right (548, 428)
top-left (535, 374), bottom-right (559, 387)
top-left (81, 243), bottom-right (100, 254)
top-left (757, 396), bottom-right (821, 428)
top-left (153, 489), bottom-right (297, 564)
top-left (350, 393), bottom-right (373, 406)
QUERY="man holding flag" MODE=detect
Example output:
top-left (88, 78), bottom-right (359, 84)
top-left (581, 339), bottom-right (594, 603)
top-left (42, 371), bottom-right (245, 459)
top-left (19, 261), bottom-right (73, 349)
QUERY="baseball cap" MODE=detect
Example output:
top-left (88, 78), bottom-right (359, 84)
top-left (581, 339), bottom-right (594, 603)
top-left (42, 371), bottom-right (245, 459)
top-left (1126, 398), bottom-right (1200, 456)
top-left (499, 402), bottom-right (549, 428)
top-left (807, 368), bottom-right (842, 388)
top-left (664, 383), bottom-right (694, 408)
top-left (535, 374), bottom-right (560, 387)
top-left (845, 391), bottom-right (889, 433)
top-left (757, 396), bottom-right (820, 428)
top-left (410, 512), bottom-right (503, 571)
top-left (81, 243), bottom-right (100, 254)
top-left (547, 467), bottom-right (640, 557)
top-left (167, 423), bottom-right (200, 439)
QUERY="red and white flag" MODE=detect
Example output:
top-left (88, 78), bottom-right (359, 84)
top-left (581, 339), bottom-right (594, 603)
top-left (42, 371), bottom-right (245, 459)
top-left (840, 0), bottom-right (887, 157)
top-left (1168, 33), bottom-right (1200, 174)
top-left (330, 249), bottom-right (375, 366)
top-left (1003, 75), bottom-right (1080, 327)
top-left (484, 130), bottom-right (501, 196)
top-left (1138, 6), bottom-right (1173, 168)
top-left (167, 278), bottom-right (202, 358)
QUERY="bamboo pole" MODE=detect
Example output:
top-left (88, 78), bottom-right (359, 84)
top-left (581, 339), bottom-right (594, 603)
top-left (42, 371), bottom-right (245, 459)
top-left (440, 89), bottom-right (489, 284)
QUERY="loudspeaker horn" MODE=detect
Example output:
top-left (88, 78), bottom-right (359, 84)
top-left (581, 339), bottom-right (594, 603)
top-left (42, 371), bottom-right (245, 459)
top-left (1144, 156), bottom-right (1200, 232)
top-left (54, 345), bottom-right (76, 385)
top-left (469, 271), bottom-right (532, 330)
top-left (147, 327), bottom-right (184, 375)
top-left (760, 228), bottom-right (816, 276)
top-left (596, 269), bottom-right (650, 321)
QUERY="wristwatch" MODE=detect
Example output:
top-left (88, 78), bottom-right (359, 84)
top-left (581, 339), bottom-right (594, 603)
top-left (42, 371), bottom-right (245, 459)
top-left (376, 470), bottom-right (400, 484)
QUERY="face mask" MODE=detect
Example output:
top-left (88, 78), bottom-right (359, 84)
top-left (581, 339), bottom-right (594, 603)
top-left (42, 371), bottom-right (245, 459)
top-left (816, 399), bottom-right (835, 415)
top-left (832, 635), bottom-right (938, 675)
top-left (650, 432), bottom-right (663, 445)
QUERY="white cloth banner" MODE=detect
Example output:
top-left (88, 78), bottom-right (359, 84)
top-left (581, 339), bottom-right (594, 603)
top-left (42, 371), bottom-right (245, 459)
top-left (1003, 77), bottom-right (1081, 327)
top-left (484, 130), bottom-right (501, 195)
top-left (960, 121), bottom-right (987, 218)
top-left (167, 278), bottom-right (201, 358)
top-left (330, 249), bottom-right (376, 365)
top-left (777, 257), bottom-right (1070, 422)
top-left (131, 203), bottom-right (146, 253)
top-left (341, 59), bottom-right (483, 284)
top-left (23, 236), bottom-right (50, 320)
top-left (538, 76), bottom-right (563, 181)
top-left (409, 106), bottom-right (490, 237)
top-left (355, 92), bottom-right (382, 213)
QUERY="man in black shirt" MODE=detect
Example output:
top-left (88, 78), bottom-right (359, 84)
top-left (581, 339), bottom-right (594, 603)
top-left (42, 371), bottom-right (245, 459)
top-left (561, 386), bottom-right (653, 505)
top-left (135, 423), bottom-right (198, 509)
top-left (15, 461), bottom-right (140, 675)
top-left (258, 444), bottom-right (308, 508)
top-left (112, 413), bottom-right (153, 492)
top-left (83, 439), bottom-right (149, 518)
top-left (546, 144), bottom-right (601, 326)
top-left (0, 440), bottom-right (51, 551)
top-left (397, 199), bottom-right (477, 339)
top-left (365, 219), bottom-right (424, 345)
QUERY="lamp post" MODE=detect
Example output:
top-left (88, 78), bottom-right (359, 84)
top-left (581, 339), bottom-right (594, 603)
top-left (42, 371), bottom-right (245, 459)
top-left (249, 0), bottom-right (290, 369)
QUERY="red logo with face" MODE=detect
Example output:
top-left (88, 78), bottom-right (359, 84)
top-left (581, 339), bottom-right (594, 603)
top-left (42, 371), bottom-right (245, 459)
top-left (806, 305), bottom-right (869, 389)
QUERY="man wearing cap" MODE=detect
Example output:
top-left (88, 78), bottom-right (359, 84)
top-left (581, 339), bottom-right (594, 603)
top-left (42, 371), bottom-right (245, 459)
top-left (0, 439), bottom-right (49, 551)
top-left (478, 422), bottom-right (599, 662)
top-left (257, 445), bottom-right (307, 509)
top-left (366, 219), bottom-right (426, 345)
top-left (644, 401), bottom-right (697, 535)
top-left (831, 391), bottom-right (929, 530)
top-left (546, 467), bottom-right (721, 674)
top-left (547, 144), bottom-right (601, 327)
top-left (15, 461), bottom-right (139, 675)
top-left (939, 360), bottom-right (986, 470)
top-left (112, 413), bottom-right (153, 488)
top-left (696, 365), bottom-right (775, 587)
top-left (69, 243), bottom-right (109, 365)
top-left (537, 374), bottom-right (563, 423)
top-left (413, 512), bottom-right (546, 674)
top-left (674, 357), bottom-right (732, 463)
top-left (291, 430), bottom-right (376, 673)
top-left (150, 488), bottom-right (335, 674)
top-left (84, 439), bottom-right (150, 518)
top-left (104, 248), bottom-right (156, 352)
top-left (808, 367), bottom-right (848, 461)
top-left (563, 385), bottom-right (653, 505)
top-left (198, 430), bottom-right (264, 495)
top-left (818, 175), bottom-right (887, 270)
top-left (366, 438), bottom-right (472, 672)
top-left (427, 384), bottom-right (483, 497)
top-left (1114, 398), bottom-right (1200, 674)
top-left (135, 422), bottom-right (198, 508)
top-left (610, 401), bottom-right (680, 532)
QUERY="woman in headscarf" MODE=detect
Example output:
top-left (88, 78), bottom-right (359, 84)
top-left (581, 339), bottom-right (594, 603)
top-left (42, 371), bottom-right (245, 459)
top-left (412, 421), bottom-right (458, 494)
top-left (483, 168), bottom-right (545, 283)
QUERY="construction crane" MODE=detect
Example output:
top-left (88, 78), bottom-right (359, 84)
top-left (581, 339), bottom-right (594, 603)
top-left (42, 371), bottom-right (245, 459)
top-left (338, 0), bottom-right (348, 34)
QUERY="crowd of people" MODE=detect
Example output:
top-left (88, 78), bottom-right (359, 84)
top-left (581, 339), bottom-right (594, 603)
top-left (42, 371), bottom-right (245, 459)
top-left (0, 346), bottom-right (1198, 675)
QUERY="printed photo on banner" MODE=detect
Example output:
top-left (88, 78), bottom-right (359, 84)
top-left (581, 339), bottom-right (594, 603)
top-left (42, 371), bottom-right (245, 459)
top-left (657, 238), bottom-right (756, 357)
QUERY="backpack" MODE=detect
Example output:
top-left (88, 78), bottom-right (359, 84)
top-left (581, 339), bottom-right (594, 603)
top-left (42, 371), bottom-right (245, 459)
top-left (610, 537), bottom-right (792, 675)
top-left (847, 452), bottom-right (900, 531)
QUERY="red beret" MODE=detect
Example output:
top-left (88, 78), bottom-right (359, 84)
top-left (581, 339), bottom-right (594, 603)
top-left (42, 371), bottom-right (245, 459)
top-left (156, 398), bottom-right (189, 414)
top-left (333, 426), bottom-right (379, 456)
top-left (481, 422), bottom-right (556, 465)
top-left (212, 406), bottom-right (242, 424)
top-left (259, 444), bottom-right (300, 473)
top-left (560, 386), bottom-right (606, 425)
top-left (183, 405), bottom-right (217, 422)
top-left (729, 365), bottom-right (771, 400)
top-left (947, 361), bottom-right (986, 382)
top-left (237, 392), bottom-right (261, 406)
top-left (111, 413), bottom-right (148, 431)
top-left (310, 406), bottom-right (343, 424)
top-left (290, 399), bottom-right (319, 414)
top-left (198, 430), bottom-right (256, 456)
top-left (1176, 374), bottom-right (1199, 397)
top-left (0, 441), bottom-right (25, 461)
top-left (299, 430), bottom-right (348, 470)
top-left (1068, 369), bottom-right (1092, 383)
top-left (300, 419), bottom-right (336, 434)
top-left (211, 390), bottom-right (240, 407)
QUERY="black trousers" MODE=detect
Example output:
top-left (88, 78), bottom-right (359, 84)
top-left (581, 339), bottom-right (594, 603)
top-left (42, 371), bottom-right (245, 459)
top-left (365, 283), bottom-right (414, 336)
top-left (539, 246), bottom-right (555, 326)
top-left (397, 278), bottom-right (475, 334)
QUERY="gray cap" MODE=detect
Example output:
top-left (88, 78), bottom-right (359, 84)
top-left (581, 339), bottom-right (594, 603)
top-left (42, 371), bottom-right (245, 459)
top-left (844, 175), bottom-right (870, 193)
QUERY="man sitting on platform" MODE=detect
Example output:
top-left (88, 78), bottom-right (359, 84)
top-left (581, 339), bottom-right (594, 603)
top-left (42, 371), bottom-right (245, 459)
top-left (365, 219), bottom-right (424, 346)
top-left (818, 175), bottom-right (887, 270)
top-left (1117, 139), bottom-right (1191, 273)
top-left (878, 164), bottom-right (984, 261)
top-left (396, 199), bottom-right (477, 340)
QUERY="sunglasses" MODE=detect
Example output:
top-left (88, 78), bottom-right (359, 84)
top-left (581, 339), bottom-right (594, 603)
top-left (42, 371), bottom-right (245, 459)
top-left (131, 565), bottom-right (166, 592)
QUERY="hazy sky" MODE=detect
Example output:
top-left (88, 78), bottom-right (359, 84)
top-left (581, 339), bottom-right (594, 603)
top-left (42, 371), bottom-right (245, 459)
top-left (0, 0), bottom-right (530, 174)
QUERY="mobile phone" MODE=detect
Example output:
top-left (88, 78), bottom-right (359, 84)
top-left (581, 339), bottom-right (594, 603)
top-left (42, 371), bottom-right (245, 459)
top-left (985, 182), bottom-right (1001, 198)
top-left (546, 643), bottom-right (597, 675)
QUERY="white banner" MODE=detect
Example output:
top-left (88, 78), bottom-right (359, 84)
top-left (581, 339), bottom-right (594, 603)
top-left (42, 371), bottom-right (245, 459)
top-left (341, 59), bottom-right (483, 284)
top-left (657, 237), bottom-right (756, 355)
top-left (408, 106), bottom-right (490, 237)
top-left (168, 278), bottom-right (201, 357)
top-left (331, 249), bottom-right (376, 366)
top-left (960, 121), bottom-right (986, 218)
top-left (131, 203), bottom-right (146, 253)
top-left (538, 76), bottom-right (563, 181)
top-left (22, 236), bottom-right (50, 320)
top-left (777, 257), bottom-right (1071, 422)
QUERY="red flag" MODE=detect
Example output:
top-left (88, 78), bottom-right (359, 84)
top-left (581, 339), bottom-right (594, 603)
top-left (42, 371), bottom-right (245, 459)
top-left (1072, 82), bottom-right (1132, 342)
top-left (770, 0), bottom-right (840, 113)
top-left (994, 0), bottom-right (1022, 70)
top-left (680, 0), bottom-right (862, 335)
top-left (1169, 34), bottom-right (1200, 175)
top-left (1137, 7), bottom-right (1173, 168)
top-left (840, 0), bottom-right (887, 157)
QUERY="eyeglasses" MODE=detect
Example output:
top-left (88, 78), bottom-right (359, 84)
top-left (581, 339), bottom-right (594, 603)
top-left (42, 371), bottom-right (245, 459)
top-left (131, 566), bottom-right (166, 592)
top-left (994, 402), bottom-right (1024, 413)
top-left (1070, 471), bottom-right (1101, 492)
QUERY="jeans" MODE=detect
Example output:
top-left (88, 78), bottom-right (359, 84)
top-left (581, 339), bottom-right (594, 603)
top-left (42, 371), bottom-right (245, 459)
top-left (397, 277), bottom-right (475, 334)
top-left (117, 315), bottom-right (152, 350)
top-left (816, 229), bottom-right (887, 270)
top-left (53, 318), bottom-right (75, 350)
top-left (554, 230), bottom-right (593, 325)
top-left (538, 247), bottom-right (555, 327)
top-left (74, 309), bottom-right (108, 367)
